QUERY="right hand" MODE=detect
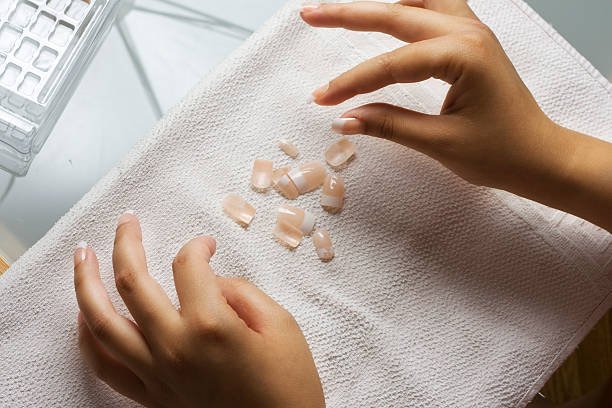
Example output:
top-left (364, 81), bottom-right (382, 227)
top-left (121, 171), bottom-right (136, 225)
top-left (301, 0), bottom-right (612, 231)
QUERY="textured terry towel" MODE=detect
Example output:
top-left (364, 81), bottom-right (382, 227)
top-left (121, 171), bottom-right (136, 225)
top-left (1, 0), bottom-right (611, 406)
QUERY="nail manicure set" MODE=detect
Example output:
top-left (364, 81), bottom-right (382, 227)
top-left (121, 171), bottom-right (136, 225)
top-left (0, 0), bottom-right (120, 175)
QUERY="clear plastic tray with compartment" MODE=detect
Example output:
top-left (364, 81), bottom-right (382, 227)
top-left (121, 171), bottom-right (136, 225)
top-left (0, 0), bottom-right (120, 175)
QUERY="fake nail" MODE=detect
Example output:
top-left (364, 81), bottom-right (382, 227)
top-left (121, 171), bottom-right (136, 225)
top-left (273, 220), bottom-right (304, 249)
top-left (287, 161), bottom-right (326, 194)
top-left (321, 174), bottom-right (344, 213)
top-left (251, 159), bottom-right (273, 191)
top-left (277, 204), bottom-right (315, 235)
top-left (223, 194), bottom-right (256, 227)
top-left (275, 173), bottom-right (300, 199)
top-left (278, 140), bottom-right (299, 158)
top-left (325, 138), bottom-right (356, 167)
top-left (272, 166), bottom-right (291, 185)
top-left (313, 228), bottom-right (334, 261)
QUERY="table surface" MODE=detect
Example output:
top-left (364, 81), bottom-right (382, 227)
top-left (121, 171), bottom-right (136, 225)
top-left (0, 0), bottom-right (611, 263)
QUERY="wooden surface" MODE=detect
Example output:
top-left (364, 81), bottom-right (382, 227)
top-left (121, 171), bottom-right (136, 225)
top-left (0, 256), bottom-right (8, 276)
top-left (540, 310), bottom-right (612, 405)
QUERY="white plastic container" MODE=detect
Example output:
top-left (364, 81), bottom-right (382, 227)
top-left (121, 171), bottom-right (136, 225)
top-left (0, 0), bottom-right (121, 175)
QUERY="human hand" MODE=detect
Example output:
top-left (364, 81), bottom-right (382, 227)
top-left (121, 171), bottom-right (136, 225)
top-left (300, 1), bottom-right (569, 193)
top-left (74, 213), bottom-right (325, 408)
top-left (301, 0), bottom-right (612, 231)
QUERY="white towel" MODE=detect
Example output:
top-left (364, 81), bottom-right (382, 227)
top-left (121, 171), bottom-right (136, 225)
top-left (1, 0), bottom-right (610, 406)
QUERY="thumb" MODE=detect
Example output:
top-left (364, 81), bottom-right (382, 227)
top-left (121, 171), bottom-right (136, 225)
top-left (217, 277), bottom-right (290, 333)
top-left (332, 103), bottom-right (449, 155)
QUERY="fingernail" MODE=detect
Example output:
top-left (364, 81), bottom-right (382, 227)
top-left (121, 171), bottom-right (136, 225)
top-left (313, 228), bottom-right (335, 262)
top-left (117, 210), bottom-right (134, 226)
top-left (321, 174), bottom-right (345, 213)
top-left (325, 138), bottom-right (356, 167)
top-left (301, 2), bottom-right (321, 13)
top-left (331, 117), bottom-right (363, 135)
top-left (74, 241), bottom-right (88, 266)
top-left (251, 159), bottom-right (273, 191)
top-left (309, 82), bottom-right (329, 103)
top-left (223, 194), bottom-right (256, 227)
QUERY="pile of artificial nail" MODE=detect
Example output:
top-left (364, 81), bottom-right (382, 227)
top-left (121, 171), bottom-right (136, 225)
top-left (223, 138), bottom-right (356, 262)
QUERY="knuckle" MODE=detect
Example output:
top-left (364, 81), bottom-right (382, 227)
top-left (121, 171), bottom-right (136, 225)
top-left (377, 113), bottom-right (396, 141)
top-left (114, 267), bottom-right (138, 294)
top-left (172, 251), bottom-right (190, 270)
top-left (456, 26), bottom-right (495, 55)
top-left (88, 315), bottom-right (113, 343)
top-left (384, 2), bottom-right (405, 20)
top-left (375, 52), bottom-right (397, 82)
top-left (191, 315), bottom-right (225, 340)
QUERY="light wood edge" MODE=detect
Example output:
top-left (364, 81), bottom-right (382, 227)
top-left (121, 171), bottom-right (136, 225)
top-left (0, 256), bottom-right (8, 275)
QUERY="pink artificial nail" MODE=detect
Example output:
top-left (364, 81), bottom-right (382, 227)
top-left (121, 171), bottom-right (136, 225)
top-left (309, 82), bottom-right (329, 103)
top-left (313, 229), bottom-right (334, 261)
top-left (117, 210), bottom-right (135, 226)
top-left (331, 117), bottom-right (363, 135)
top-left (251, 159), bottom-right (273, 191)
top-left (277, 204), bottom-right (316, 235)
top-left (321, 174), bottom-right (345, 213)
top-left (223, 194), bottom-right (256, 227)
top-left (301, 3), bottom-right (321, 13)
top-left (287, 161), bottom-right (326, 195)
top-left (74, 241), bottom-right (88, 266)
top-left (274, 220), bottom-right (304, 249)
top-left (325, 138), bottom-right (356, 167)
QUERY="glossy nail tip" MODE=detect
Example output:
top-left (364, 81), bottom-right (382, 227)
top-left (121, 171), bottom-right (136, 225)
top-left (321, 174), bottom-right (345, 212)
top-left (274, 220), bottom-right (304, 249)
top-left (325, 138), bottom-right (356, 167)
top-left (278, 140), bottom-right (299, 158)
top-left (275, 174), bottom-right (300, 199)
top-left (277, 204), bottom-right (316, 235)
top-left (288, 161), bottom-right (326, 194)
top-left (331, 118), bottom-right (363, 135)
top-left (251, 159), bottom-right (273, 191)
top-left (313, 229), bottom-right (334, 261)
top-left (223, 194), bottom-right (256, 227)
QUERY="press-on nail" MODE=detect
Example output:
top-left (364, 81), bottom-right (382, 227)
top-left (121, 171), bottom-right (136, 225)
top-left (274, 220), bottom-right (304, 249)
top-left (277, 204), bottom-right (315, 235)
top-left (117, 210), bottom-right (135, 225)
top-left (272, 166), bottom-right (291, 185)
top-left (321, 174), bottom-right (344, 213)
top-left (251, 159), bottom-right (273, 191)
top-left (278, 140), bottom-right (299, 158)
top-left (287, 161), bottom-right (326, 194)
top-left (331, 117), bottom-right (363, 135)
top-left (275, 173), bottom-right (300, 199)
top-left (223, 194), bottom-right (256, 227)
top-left (309, 82), bottom-right (329, 103)
top-left (325, 138), bottom-right (356, 167)
top-left (74, 241), bottom-right (88, 265)
top-left (313, 229), bottom-right (334, 261)
top-left (301, 3), bottom-right (320, 12)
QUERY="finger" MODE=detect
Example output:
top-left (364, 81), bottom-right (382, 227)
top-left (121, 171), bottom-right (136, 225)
top-left (78, 314), bottom-right (154, 407)
top-left (113, 212), bottom-right (180, 339)
top-left (397, 0), bottom-right (424, 7)
top-left (74, 243), bottom-right (153, 377)
top-left (172, 236), bottom-right (226, 317)
top-left (331, 103), bottom-right (451, 156)
top-left (74, 243), bottom-right (152, 372)
top-left (300, 1), bottom-right (462, 43)
top-left (419, 0), bottom-right (478, 19)
top-left (314, 38), bottom-right (457, 106)
top-left (217, 277), bottom-right (288, 333)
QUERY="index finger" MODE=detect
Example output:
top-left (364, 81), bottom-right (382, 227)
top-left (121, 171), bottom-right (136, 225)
top-left (300, 1), bottom-right (462, 43)
top-left (113, 212), bottom-right (180, 342)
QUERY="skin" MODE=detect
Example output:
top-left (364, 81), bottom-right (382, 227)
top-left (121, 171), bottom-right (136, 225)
top-left (304, 0), bottom-right (612, 232)
top-left (74, 1), bottom-right (612, 407)
top-left (74, 213), bottom-right (325, 408)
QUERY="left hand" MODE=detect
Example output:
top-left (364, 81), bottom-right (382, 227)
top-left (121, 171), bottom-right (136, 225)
top-left (74, 212), bottom-right (325, 407)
